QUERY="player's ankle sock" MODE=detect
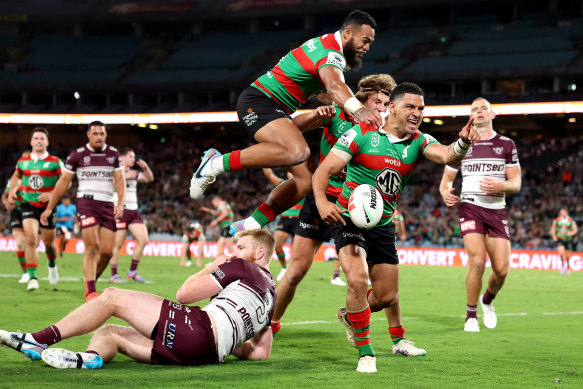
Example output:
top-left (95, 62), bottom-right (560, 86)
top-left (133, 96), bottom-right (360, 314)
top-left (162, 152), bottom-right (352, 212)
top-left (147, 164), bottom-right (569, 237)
top-left (276, 250), bottom-right (286, 267)
top-left (47, 253), bottom-right (57, 268)
top-left (17, 252), bottom-right (26, 272)
top-left (347, 305), bottom-right (375, 357)
top-left (270, 321), bottom-right (281, 334)
top-left (250, 203), bottom-right (277, 228)
top-left (129, 259), bottom-right (139, 272)
top-left (332, 270), bottom-right (340, 279)
top-left (221, 150), bottom-right (242, 173)
top-left (388, 325), bottom-right (406, 345)
top-left (85, 280), bottom-right (97, 295)
top-left (111, 265), bottom-right (118, 277)
top-left (85, 350), bottom-right (101, 356)
top-left (27, 264), bottom-right (38, 279)
top-left (31, 325), bottom-right (61, 346)
top-left (482, 289), bottom-right (496, 305)
top-left (466, 304), bottom-right (478, 321)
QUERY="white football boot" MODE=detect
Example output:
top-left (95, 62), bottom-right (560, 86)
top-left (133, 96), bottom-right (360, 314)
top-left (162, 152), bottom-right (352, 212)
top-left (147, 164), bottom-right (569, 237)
top-left (480, 294), bottom-right (497, 329)
top-left (189, 148), bottom-right (222, 200)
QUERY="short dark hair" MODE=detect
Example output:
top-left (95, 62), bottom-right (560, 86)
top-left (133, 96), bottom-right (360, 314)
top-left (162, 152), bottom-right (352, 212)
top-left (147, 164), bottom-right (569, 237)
top-left (389, 82), bottom-right (424, 103)
top-left (120, 147), bottom-right (134, 156)
top-left (31, 127), bottom-right (48, 138)
top-left (341, 10), bottom-right (377, 31)
top-left (88, 121), bottom-right (106, 130)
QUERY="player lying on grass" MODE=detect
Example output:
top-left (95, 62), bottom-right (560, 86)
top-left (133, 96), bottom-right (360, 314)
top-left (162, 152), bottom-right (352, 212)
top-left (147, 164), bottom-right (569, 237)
top-left (0, 229), bottom-right (276, 369)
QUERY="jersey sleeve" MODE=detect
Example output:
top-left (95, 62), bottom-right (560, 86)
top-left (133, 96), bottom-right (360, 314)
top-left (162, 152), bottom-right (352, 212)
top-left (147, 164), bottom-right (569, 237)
top-left (56, 158), bottom-right (64, 175)
top-left (506, 139), bottom-right (520, 166)
top-left (15, 159), bottom-right (24, 175)
top-left (210, 258), bottom-right (247, 289)
top-left (114, 152), bottom-right (123, 171)
top-left (316, 50), bottom-right (346, 72)
top-left (333, 126), bottom-right (362, 157)
top-left (64, 151), bottom-right (78, 174)
top-left (419, 132), bottom-right (441, 159)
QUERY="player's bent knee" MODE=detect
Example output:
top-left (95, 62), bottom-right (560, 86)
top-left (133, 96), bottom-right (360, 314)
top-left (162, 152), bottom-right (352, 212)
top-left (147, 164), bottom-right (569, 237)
top-left (286, 145), bottom-right (310, 166)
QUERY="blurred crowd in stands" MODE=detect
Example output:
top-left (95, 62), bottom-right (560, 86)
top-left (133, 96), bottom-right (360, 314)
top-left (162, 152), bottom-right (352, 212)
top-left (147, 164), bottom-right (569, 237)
top-left (1, 130), bottom-right (581, 251)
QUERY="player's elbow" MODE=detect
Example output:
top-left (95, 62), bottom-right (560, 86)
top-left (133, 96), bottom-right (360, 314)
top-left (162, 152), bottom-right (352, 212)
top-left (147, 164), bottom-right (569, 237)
top-left (175, 288), bottom-right (189, 304)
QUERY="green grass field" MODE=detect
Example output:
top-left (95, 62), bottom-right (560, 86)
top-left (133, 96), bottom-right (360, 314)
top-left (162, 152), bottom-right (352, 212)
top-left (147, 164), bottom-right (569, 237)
top-left (0, 251), bottom-right (581, 388)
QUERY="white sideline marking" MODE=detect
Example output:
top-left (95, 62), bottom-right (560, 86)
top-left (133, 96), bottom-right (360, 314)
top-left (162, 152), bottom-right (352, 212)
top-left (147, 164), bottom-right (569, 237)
top-left (0, 273), bottom-right (154, 284)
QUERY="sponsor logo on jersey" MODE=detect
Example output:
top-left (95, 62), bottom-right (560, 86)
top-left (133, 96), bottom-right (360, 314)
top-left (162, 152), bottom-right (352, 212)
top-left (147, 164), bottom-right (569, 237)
top-left (376, 167), bottom-right (401, 197)
top-left (460, 220), bottom-right (476, 231)
top-left (306, 38), bottom-right (317, 53)
top-left (243, 110), bottom-right (258, 127)
top-left (326, 52), bottom-right (346, 69)
top-left (342, 232), bottom-right (365, 240)
top-left (402, 145), bottom-right (410, 159)
top-left (238, 306), bottom-right (255, 339)
top-left (80, 216), bottom-right (96, 227)
top-left (29, 175), bottom-right (44, 190)
top-left (493, 147), bottom-right (503, 154)
top-left (423, 134), bottom-right (437, 144)
top-left (214, 267), bottom-right (225, 280)
top-left (384, 158), bottom-right (401, 167)
top-left (462, 163), bottom-right (505, 172)
top-left (165, 321), bottom-right (177, 349)
top-left (338, 129), bottom-right (357, 148)
top-left (299, 221), bottom-right (319, 230)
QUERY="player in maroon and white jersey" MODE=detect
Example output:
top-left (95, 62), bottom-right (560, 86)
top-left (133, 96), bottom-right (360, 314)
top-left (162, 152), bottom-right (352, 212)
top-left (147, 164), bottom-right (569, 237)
top-left (41, 121), bottom-right (126, 302)
top-left (440, 97), bottom-right (521, 332)
top-left (109, 147), bottom-right (154, 284)
top-left (0, 230), bottom-right (276, 369)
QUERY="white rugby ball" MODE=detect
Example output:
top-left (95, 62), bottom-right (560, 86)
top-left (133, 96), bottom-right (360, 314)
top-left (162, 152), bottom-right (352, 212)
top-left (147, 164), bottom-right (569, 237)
top-left (348, 184), bottom-right (383, 229)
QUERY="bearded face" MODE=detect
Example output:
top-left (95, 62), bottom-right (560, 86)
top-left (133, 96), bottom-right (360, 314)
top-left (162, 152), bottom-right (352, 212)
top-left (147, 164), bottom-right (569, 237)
top-left (344, 37), bottom-right (363, 71)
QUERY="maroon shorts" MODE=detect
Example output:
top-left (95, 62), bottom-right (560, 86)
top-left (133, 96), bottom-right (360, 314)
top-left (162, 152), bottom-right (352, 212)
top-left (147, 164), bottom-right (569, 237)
top-left (458, 202), bottom-right (510, 241)
top-left (116, 209), bottom-right (144, 230)
top-left (151, 299), bottom-right (218, 366)
top-left (76, 197), bottom-right (116, 232)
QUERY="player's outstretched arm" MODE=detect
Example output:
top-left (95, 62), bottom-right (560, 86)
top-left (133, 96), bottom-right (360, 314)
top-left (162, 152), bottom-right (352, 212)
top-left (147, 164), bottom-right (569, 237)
top-left (175, 255), bottom-right (229, 304)
top-left (439, 167), bottom-right (460, 207)
top-left (312, 151), bottom-right (347, 226)
top-left (319, 66), bottom-right (381, 127)
top-left (292, 106), bottom-right (336, 133)
top-left (136, 159), bottom-right (154, 183)
top-left (40, 172), bottom-right (74, 225)
top-left (232, 326), bottom-right (273, 360)
top-left (425, 117), bottom-right (479, 165)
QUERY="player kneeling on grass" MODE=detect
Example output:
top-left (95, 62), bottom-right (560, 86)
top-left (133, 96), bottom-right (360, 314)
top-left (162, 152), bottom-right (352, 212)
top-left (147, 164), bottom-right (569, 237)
top-left (0, 229), bottom-right (277, 369)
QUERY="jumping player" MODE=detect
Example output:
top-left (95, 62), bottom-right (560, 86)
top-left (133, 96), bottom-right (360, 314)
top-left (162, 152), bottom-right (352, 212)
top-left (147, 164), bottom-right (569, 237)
top-left (55, 197), bottom-right (76, 257)
top-left (109, 148), bottom-right (154, 284)
top-left (190, 10), bottom-right (381, 234)
top-left (0, 229), bottom-right (276, 369)
top-left (179, 222), bottom-right (205, 267)
top-left (8, 128), bottom-right (63, 291)
top-left (200, 196), bottom-right (234, 257)
top-left (440, 97), bottom-right (521, 332)
top-left (550, 208), bottom-right (578, 274)
top-left (313, 83), bottom-right (480, 372)
top-left (41, 121), bottom-right (125, 302)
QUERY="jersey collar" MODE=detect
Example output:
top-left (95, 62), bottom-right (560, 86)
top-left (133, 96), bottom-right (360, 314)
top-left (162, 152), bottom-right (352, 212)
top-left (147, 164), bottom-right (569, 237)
top-left (334, 31), bottom-right (343, 53)
top-left (379, 127), bottom-right (412, 143)
top-left (86, 143), bottom-right (108, 152)
top-left (31, 151), bottom-right (49, 162)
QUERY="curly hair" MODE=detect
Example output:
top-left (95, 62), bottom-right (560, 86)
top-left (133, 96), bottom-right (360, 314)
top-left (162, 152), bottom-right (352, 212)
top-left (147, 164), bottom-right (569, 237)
top-left (355, 74), bottom-right (397, 102)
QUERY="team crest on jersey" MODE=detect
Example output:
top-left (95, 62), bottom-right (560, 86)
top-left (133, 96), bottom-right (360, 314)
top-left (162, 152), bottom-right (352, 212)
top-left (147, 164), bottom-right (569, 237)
top-left (23, 161), bottom-right (29, 168)
top-left (43, 162), bottom-right (50, 168)
top-left (84, 156), bottom-right (91, 164)
top-left (402, 145), bottom-right (410, 159)
top-left (376, 167), bottom-right (401, 197)
top-left (493, 147), bottom-right (503, 154)
top-left (107, 157), bottom-right (115, 164)
top-left (371, 133), bottom-right (380, 147)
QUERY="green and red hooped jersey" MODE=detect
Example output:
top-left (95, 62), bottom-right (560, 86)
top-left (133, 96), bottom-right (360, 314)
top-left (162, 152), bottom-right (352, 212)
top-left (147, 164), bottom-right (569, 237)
top-left (15, 153), bottom-right (63, 207)
top-left (554, 217), bottom-right (576, 241)
top-left (393, 209), bottom-right (404, 233)
top-left (332, 124), bottom-right (440, 227)
top-left (252, 31), bottom-right (346, 114)
top-left (217, 201), bottom-right (234, 228)
top-left (321, 106), bottom-right (354, 197)
top-left (4, 179), bottom-right (25, 208)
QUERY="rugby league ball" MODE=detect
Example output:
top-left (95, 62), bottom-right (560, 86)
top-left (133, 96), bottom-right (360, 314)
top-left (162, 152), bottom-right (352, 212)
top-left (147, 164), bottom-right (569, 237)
top-left (348, 184), bottom-right (383, 229)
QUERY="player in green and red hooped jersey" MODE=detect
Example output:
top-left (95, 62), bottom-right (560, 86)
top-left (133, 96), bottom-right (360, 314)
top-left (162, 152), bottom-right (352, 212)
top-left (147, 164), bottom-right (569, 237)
top-left (313, 83), bottom-right (480, 373)
top-left (8, 128), bottom-right (63, 291)
top-left (189, 10), bottom-right (382, 234)
top-left (201, 196), bottom-right (235, 257)
top-left (551, 208), bottom-right (578, 274)
top-left (2, 152), bottom-right (30, 283)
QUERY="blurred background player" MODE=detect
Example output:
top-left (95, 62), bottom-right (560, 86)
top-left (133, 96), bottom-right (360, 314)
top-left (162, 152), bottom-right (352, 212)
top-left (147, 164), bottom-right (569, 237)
top-left (179, 222), bottom-right (205, 267)
top-left (200, 196), bottom-right (234, 257)
top-left (2, 155), bottom-right (29, 283)
top-left (393, 209), bottom-right (407, 243)
top-left (41, 121), bottom-right (125, 302)
top-left (109, 148), bottom-right (154, 284)
top-left (8, 128), bottom-right (63, 291)
top-left (189, 10), bottom-right (381, 234)
top-left (262, 168), bottom-right (303, 282)
top-left (550, 208), bottom-right (578, 275)
top-left (55, 197), bottom-right (76, 257)
top-left (440, 97), bottom-right (521, 332)
top-left (313, 83), bottom-right (479, 372)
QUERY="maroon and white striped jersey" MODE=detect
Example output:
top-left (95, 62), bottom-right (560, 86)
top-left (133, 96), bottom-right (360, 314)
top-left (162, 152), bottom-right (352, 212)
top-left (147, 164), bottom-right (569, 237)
top-left (203, 258), bottom-right (276, 362)
top-left (64, 144), bottom-right (123, 203)
top-left (447, 132), bottom-right (519, 209)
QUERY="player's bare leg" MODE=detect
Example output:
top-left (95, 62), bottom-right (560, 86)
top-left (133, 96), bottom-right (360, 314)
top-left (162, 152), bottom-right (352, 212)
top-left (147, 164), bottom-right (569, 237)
top-left (41, 227), bottom-right (59, 285)
top-left (331, 256), bottom-right (346, 285)
top-left (382, 291), bottom-right (427, 357)
top-left (557, 245), bottom-right (568, 273)
top-left (81, 225), bottom-right (101, 300)
top-left (273, 230), bottom-right (290, 282)
top-left (195, 240), bottom-right (204, 266)
top-left (13, 228), bottom-right (29, 283)
top-left (126, 223), bottom-right (149, 282)
top-left (86, 324), bottom-right (154, 363)
top-left (480, 236), bottom-right (510, 329)
top-left (22, 218), bottom-right (41, 291)
top-left (109, 229), bottom-right (127, 283)
top-left (463, 233), bottom-right (487, 331)
top-left (96, 227), bottom-right (115, 281)
top-left (271, 236), bottom-right (321, 333)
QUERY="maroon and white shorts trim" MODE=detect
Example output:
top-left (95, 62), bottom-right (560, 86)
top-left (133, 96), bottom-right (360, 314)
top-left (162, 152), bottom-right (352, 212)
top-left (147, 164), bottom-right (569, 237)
top-left (76, 197), bottom-right (116, 232)
top-left (151, 299), bottom-right (218, 366)
top-left (116, 209), bottom-right (144, 230)
top-left (458, 202), bottom-right (510, 241)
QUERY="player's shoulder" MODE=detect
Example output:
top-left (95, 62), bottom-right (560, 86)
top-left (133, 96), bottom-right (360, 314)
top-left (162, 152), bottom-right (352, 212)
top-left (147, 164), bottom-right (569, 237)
top-left (108, 145), bottom-right (119, 153)
top-left (46, 155), bottom-right (62, 163)
top-left (357, 122), bottom-right (378, 136)
top-left (415, 131), bottom-right (438, 144)
top-left (494, 132), bottom-right (516, 145)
